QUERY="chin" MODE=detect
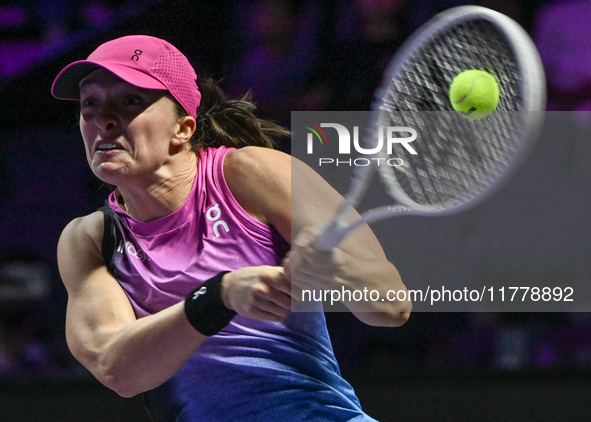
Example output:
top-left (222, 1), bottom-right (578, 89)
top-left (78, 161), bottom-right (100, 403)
top-left (92, 163), bottom-right (129, 186)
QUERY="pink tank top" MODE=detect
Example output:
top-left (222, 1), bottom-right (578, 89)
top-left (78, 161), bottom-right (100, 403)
top-left (105, 146), bottom-right (290, 317)
top-left (100, 147), bottom-right (371, 421)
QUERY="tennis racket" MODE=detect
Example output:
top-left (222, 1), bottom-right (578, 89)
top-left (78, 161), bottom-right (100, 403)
top-left (313, 5), bottom-right (546, 251)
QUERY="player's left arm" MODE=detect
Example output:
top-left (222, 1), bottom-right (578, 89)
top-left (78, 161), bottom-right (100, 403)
top-left (223, 146), bottom-right (411, 327)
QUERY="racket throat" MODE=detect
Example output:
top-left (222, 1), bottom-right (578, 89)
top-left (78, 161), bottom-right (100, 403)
top-left (313, 218), bottom-right (353, 251)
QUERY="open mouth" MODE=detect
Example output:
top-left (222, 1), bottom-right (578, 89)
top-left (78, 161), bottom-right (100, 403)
top-left (96, 143), bottom-right (123, 152)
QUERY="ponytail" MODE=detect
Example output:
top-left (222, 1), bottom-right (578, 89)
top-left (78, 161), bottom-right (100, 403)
top-left (175, 78), bottom-right (289, 151)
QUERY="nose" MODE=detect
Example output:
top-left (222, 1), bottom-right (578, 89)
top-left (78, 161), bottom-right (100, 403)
top-left (95, 101), bottom-right (119, 132)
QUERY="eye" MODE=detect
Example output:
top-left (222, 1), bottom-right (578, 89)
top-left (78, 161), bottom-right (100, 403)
top-left (123, 96), bottom-right (143, 106)
top-left (80, 97), bottom-right (98, 108)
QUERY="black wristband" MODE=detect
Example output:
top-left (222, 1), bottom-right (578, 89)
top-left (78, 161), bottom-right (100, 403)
top-left (184, 271), bottom-right (236, 336)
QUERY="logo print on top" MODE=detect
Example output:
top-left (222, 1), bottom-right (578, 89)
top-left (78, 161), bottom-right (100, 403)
top-left (131, 49), bottom-right (143, 61)
top-left (117, 240), bottom-right (149, 261)
top-left (206, 204), bottom-right (230, 237)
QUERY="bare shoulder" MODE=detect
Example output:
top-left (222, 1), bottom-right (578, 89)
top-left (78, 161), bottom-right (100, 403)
top-left (57, 211), bottom-right (105, 289)
top-left (223, 146), bottom-right (291, 238)
top-left (224, 146), bottom-right (291, 178)
top-left (59, 211), bottom-right (104, 252)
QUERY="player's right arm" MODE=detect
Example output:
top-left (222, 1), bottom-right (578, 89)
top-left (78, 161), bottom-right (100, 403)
top-left (58, 211), bottom-right (209, 397)
top-left (58, 211), bottom-right (290, 397)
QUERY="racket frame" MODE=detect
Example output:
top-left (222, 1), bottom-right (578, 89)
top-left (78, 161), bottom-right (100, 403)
top-left (313, 6), bottom-right (546, 251)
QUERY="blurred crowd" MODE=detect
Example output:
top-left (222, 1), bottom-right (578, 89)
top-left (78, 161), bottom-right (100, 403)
top-left (0, 0), bottom-right (130, 79)
top-left (2, 0), bottom-right (591, 381)
top-left (2, 0), bottom-right (590, 112)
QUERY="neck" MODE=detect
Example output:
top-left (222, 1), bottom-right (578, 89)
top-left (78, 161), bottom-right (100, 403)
top-left (117, 151), bottom-right (197, 222)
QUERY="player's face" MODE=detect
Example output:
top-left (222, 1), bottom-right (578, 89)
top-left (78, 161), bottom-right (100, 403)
top-left (78, 68), bottom-right (180, 185)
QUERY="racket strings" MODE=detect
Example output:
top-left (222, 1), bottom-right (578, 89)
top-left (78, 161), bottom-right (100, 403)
top-left (375, 18), bottom-right (528, 210)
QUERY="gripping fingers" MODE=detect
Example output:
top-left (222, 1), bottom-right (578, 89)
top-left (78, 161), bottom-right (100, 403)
top-left (250, 277), bottom-right (292, 319)
top-left (250, 293), bottom-right (291, 321)
top-left (223, 266), bottom-right (292, 321)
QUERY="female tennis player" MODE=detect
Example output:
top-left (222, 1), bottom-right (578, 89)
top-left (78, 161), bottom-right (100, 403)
top-left (51, 35), bottom-right (410, 422)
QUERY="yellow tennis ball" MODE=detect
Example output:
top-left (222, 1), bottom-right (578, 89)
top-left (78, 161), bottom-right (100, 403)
top-left (449, 70), bottom-right (499, 120)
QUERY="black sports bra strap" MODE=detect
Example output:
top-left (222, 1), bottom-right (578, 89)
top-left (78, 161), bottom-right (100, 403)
top-left (99, 203), bottom-right (124, 273)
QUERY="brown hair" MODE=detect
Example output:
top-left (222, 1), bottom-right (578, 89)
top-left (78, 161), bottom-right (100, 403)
top-left (174, 78), bottom-right (289, 151)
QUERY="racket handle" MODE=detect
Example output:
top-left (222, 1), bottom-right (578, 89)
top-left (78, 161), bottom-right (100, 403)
top-left (313, 219), bottom-right (349, 252)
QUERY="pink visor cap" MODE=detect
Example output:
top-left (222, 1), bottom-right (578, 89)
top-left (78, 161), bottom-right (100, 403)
top-left (51, 35), bottom-right (201, 118)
